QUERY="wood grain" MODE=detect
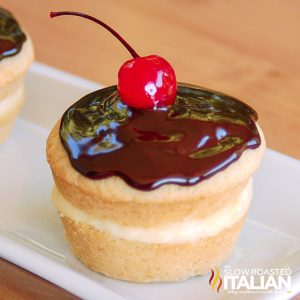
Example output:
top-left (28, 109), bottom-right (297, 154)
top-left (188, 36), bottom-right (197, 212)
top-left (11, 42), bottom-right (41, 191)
top-left (0, 0), bottom-right (299, 299)
top-left (0, 258), bottom-right (79, 300)
top-left (3, 0), bottom-right (300, 159)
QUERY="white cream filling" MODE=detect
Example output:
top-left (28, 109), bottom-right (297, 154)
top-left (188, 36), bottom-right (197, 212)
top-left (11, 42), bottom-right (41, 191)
top-left (52, 179), bottom-right (252, 244)
top-left (0, 84), bottom-right (24, 118)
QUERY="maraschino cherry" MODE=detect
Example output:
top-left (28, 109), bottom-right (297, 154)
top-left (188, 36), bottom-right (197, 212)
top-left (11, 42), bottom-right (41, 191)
top-left (50, 11), bottom-right (177, 109)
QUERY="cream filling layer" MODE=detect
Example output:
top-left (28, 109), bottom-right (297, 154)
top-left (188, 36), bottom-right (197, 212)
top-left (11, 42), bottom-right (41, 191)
top-left (52, 179), bottom-right (252, 244)
top-left (0, 84), bottom-right (24, 122)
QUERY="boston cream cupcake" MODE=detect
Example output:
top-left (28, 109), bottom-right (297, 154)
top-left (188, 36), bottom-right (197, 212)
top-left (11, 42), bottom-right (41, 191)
top-left (0, 7), bottom-right (34, 143)
top-left (47, 11), bottom-right (265, 282)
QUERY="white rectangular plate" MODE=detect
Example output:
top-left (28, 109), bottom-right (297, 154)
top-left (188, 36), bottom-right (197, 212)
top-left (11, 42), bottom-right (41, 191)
top-left (0, 62), bottom-right (299, 300)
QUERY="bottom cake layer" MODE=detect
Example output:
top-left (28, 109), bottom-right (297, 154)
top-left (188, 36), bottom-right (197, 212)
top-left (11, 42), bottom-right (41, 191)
top-left (61, 215), bottom-right (244, 282)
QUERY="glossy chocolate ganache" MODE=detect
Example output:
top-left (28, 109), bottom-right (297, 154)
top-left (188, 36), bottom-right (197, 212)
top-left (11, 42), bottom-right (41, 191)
top-left (0, 7), bottom-right (26, 61)
top-left (60, 84), bottom-right (261, 190)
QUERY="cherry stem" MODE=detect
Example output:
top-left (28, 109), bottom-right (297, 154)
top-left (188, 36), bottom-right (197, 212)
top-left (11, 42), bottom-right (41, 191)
top-left (50, 11), bottom-right (140, 59)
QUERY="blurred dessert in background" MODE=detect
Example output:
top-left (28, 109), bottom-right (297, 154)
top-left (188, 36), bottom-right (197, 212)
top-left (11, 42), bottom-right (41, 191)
top-left (0, 7), bottom-right (34, 143)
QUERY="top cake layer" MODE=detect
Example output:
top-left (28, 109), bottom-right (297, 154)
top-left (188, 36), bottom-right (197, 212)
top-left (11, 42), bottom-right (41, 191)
top-left (60, 83), bottom-right (261, 190)
top-left (0, 7), bottom-right (26, 60)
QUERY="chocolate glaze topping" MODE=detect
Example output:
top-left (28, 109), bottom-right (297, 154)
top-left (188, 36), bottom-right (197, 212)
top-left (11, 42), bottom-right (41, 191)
top-left (0, 7), bottom-right (26, 61)
top-left (60, 84), bottom-right (261, 190)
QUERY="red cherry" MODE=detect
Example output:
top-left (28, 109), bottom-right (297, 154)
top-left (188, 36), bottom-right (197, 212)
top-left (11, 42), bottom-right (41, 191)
top-left (118, 55), bottom-right (176, 109)
top-left (50, 11), bottom-right (177, 109)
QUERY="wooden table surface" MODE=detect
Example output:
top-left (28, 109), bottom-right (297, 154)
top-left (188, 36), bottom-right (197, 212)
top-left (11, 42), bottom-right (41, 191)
top-left (1, 0), bottom-right (299, 299)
